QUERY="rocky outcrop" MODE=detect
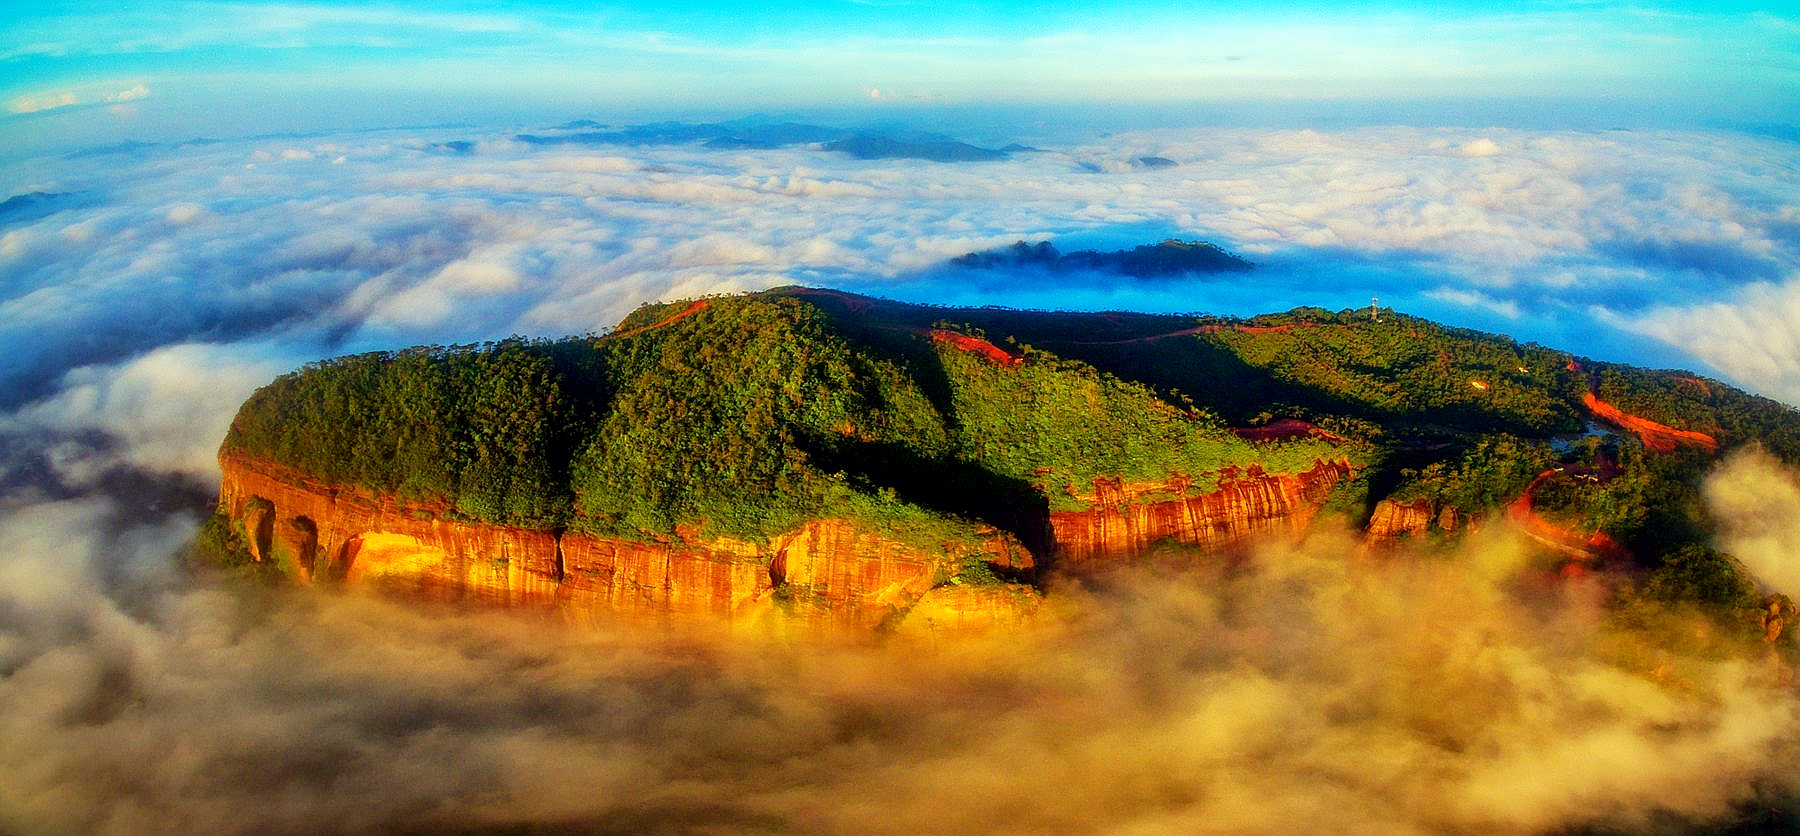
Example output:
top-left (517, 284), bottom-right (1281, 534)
top-left (1366, 499), bottom-right (1437, 540)
top-left (1362, 499), bottom-right (1470, 548)
top-left (218, 454), bottom-right (1035, 636)
top-left (219, 453), bottom-right (1353, 633)
top-left (1049, 459), bottom-right (1353, 565)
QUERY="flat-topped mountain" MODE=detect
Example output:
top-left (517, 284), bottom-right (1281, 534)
top-left (200, 288), bottom-right (1800, 642)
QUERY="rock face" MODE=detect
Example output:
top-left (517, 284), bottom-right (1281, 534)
top-left (218, 453), bottom-right (1350, 634)
top-left (1365, 498), bottom-right (1437, 541)
top-left (219, 454), bottom-right (1035, 636)
top-left (1049, 459), bottom-right (1353, 565)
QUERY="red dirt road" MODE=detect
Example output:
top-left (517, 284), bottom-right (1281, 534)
top-left (1507, 468), bottom-right (1628, 563)
top-left (608, 300), bottom-right (709, 339)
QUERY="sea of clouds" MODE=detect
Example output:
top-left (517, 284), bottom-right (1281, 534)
top-left (2, 122), bottom-right (1799, 833)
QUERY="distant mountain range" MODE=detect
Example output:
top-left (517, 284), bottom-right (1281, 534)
top-left (516, 118), bottom-right (1025, 162)
top-left (951, 239), bottom-right (1255, 277)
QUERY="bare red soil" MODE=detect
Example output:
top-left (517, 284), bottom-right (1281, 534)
top-left (929, 329), bottom-right (1022, 366)
top-left (1230, 418), bottom-right (1348, 444)
top-left (1582, 392), bottom-right (1719, 454)
top-left (608, 300), bottom-right (710, 339)
top-left (1564, 358), bottom-right (1718, 454)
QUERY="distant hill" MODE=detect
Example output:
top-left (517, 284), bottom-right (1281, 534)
top-left (821, 134), bottom-right (1009, 162)
top-left (952, 239), bottom-right (1255, 277)
top-left (0, 191), bottom-right (72, 226)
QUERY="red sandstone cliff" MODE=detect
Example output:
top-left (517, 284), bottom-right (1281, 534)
top-left (1365, 499), bottom-right (1436, 541)
top-left (218, 454), bottom-right (1034, 636)
top-left (218, 453), bottom-right (1352, 633)
top-left (1364, 499), bottom-right (1465, 542)
top-left (1049, 459), bottom-right (1353, 565)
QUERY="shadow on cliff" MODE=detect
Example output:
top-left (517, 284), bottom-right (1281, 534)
top-left (805, 439), bottom-right (1052, 581)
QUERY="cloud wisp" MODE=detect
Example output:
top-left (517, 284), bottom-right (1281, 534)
top-left (5, 83), bottom-right (150, 115)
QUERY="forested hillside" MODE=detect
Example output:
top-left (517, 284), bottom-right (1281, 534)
top-left (221, 286), bottom-right (1800, 640)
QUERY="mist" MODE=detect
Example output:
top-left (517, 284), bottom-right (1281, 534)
top-left (4, 489), bottom-right (1798, 834)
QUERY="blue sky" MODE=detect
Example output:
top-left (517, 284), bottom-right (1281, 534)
top-left (3, 1), bottom-right (1797, 146)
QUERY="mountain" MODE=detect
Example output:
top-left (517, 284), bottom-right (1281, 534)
top-left (952, 239), bottom-right (1255, 276)
top-left (513, 120), bottom-right (1015, 161)
top-left (199, 288), bottom-right (1800, 642)
top-left (819, 134), bottom-right (1009, 162)
top-left (0, 191), bottom-right (74, 226)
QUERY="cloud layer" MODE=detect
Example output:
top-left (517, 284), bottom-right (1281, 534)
top-left (2, 122), bottom-right (1799, 833)
top-left (2, 505), bottom-right (1797, 834)
top-left (5, 124), bottom-right (1798, 423)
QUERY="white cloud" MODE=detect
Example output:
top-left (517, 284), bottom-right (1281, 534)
top-left (4, 83), bottom-right (150, 115)
top-left (7, 90), bottom-right (79, 114)
top-left (163, 203), bottom-right (204, 224)
top-left (1460, 137), bottom-right (1502, 157)
top-left (11, 343), bottom-right (285, 483)
top-left (0, 510), bottom-right (1795, 833)
top-left (1425, 287), bottom-right (1522, 318)
top-left (1626, 275), bottom-right (1800, 405)
top-left (1706, 448), bottom-right (1800, 599)
top-left (104, 83), bottom-right (149, 103)
top-left (2, 122), bottom-right (1798, 416)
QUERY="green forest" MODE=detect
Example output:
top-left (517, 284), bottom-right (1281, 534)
top-left (225, 293), bottom-right (1343, 555)
top-left (219, 287), bottom-right (1800, 635)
